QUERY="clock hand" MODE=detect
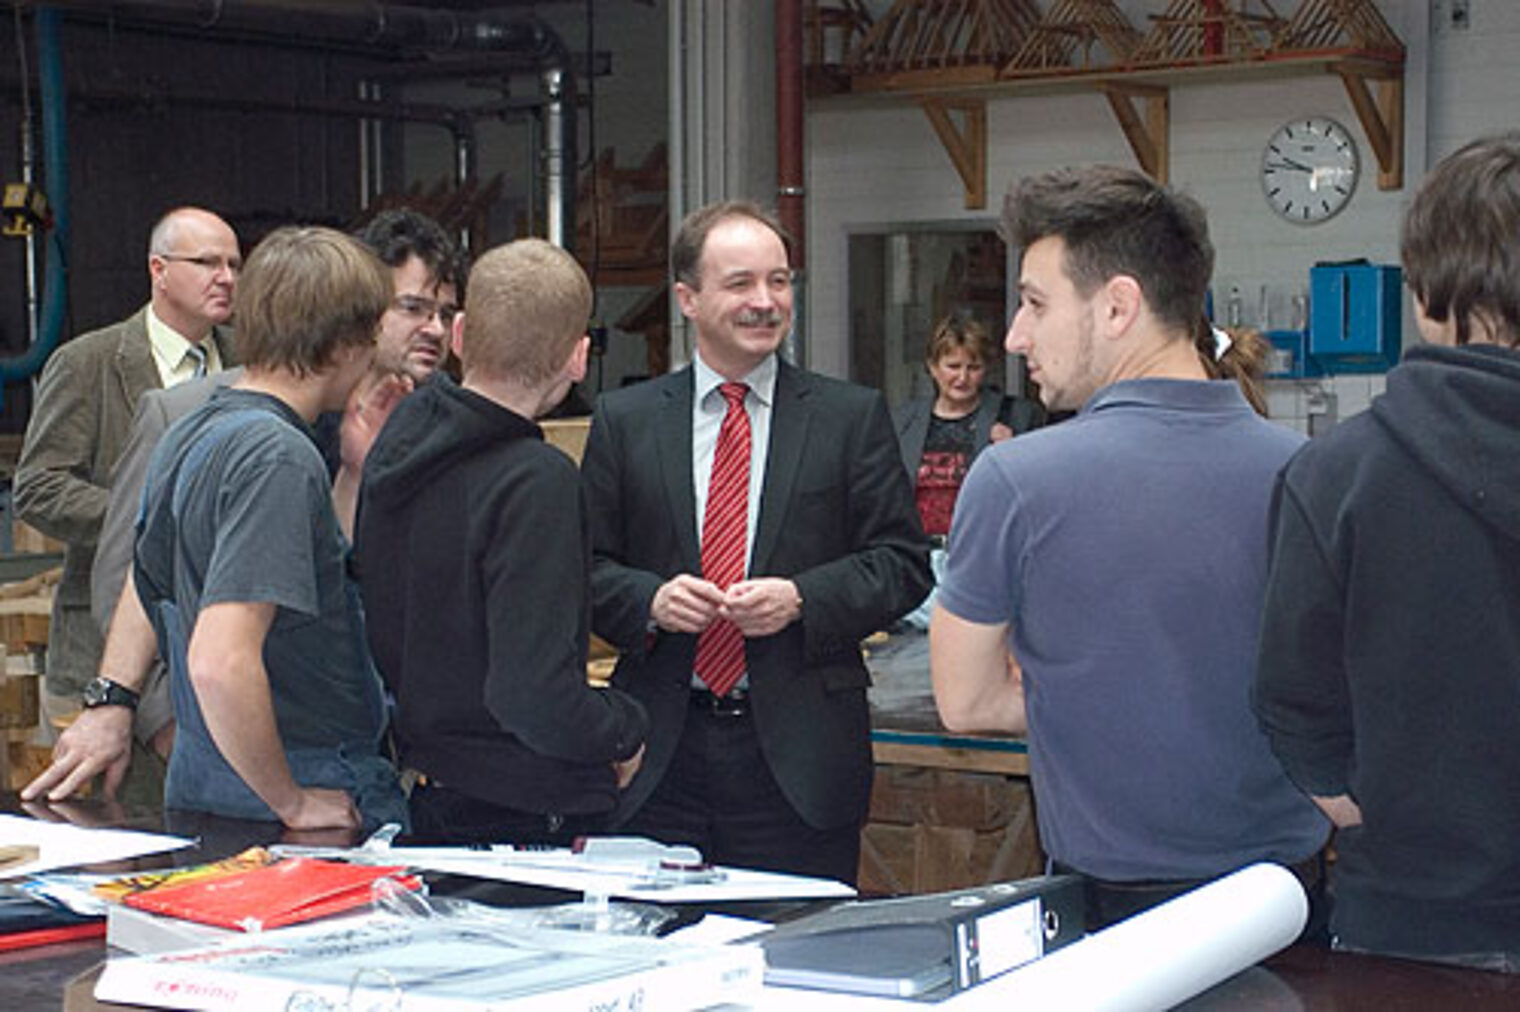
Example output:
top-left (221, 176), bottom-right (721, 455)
top-left (1265, 157), bottom-right (1314, 173)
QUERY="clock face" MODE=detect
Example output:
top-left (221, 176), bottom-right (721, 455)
top-left (1261, 117), bottom-right (1359, 224)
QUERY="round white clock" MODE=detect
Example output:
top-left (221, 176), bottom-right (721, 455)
top-left (1260, 117), bottom-right (1359, 224)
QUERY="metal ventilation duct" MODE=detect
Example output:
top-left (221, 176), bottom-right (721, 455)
top-left (31, 0), bottom-right (578, 248)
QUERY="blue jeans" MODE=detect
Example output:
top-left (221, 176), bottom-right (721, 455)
top-left (166, 737), bottom-right (408, 833)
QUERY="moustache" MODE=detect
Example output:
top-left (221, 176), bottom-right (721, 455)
top-left (735, 310), bottom-right (786, 327)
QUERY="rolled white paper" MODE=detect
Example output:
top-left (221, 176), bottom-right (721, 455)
top-left (947, 862), bottom-right (1308, 1011)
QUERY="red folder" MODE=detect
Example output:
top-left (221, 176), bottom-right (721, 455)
top-left (122, 857), bottom-right (421, 932)
top-left (0, 920), bottom-right (106, 952)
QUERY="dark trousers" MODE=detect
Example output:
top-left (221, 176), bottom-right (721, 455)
top-left (622, 690), bottom-right (862, 885)
top-left (405, 781), bottom-right (610, 848)
top-left (1053, 852), bottom-right (1331, 942)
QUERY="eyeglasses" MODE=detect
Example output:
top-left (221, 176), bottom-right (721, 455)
top-left (158, 253), bottom-right (242, 275)
top-left (391, 294), bottom-right (459, 328)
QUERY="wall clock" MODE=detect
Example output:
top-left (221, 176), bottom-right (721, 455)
top-left (1260, 117), bottom-right (1359, 224)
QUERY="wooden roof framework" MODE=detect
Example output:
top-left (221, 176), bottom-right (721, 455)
top-left (805, 0), bottom-right (1405, 203)
top-left (1277, 0), bottom-right (1402, 53)
top-left (1001, 0), bottom-right (1141, 76)
top-left (1128, 0), bottom-right (1289, 67)
top-left (1274, 0), bottom-right (1404, 189)
top-left (851, 0), bottom-right (1043, 82)
top-left (804, 0), bottom-right (875, 94)
top-left (845, 0), bottom-right (1042, 210)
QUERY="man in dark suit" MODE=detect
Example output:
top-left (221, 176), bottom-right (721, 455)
top-left (583, 200), bottom-right (932, 884)
top-left (14, 206), bottom-right (238, 762)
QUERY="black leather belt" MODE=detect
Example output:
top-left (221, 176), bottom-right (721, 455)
top-left (690, 687), bottom-right (750, 717)
top-left (1053, 852), bottom-right (1326, 894)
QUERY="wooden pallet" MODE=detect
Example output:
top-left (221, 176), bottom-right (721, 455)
top-left (0, 566), bottom-right (56, 791)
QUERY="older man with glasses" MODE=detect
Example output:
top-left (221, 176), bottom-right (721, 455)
top-left (22, 207), bottom-right (467, 807)
top-left (15, 206), bottom-right (240, 787)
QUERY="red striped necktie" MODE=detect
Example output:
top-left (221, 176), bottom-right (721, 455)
top-left (694, 381), bottom-right (751, 697)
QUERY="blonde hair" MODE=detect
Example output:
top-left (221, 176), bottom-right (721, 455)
top-left (461, 239), bottom-right (591, 384)
top-left (924, 315), bottom-right (994, 368)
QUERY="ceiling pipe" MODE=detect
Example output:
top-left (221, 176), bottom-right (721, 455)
top-left (540, 62), bottom-right (576, 254)
top-left (0, 7), bottom-right (72, 401)
top-left (775, 0), bottom-right (805, 363)
top-left (27, 1), bottom-right (579, 248)
top-left (18, 2), bottom-right (469, 52)
top-left (775, 0), bottom-right (805, 272)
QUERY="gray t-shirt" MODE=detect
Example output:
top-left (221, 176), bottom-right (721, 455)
top-left (136, 387), bottom-right (394, 823)
top-left (938, 378), bottom-right (1328, 881)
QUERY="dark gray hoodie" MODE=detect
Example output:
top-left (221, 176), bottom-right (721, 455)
top-left (355, 376), bottom-right (647, 820)
top-left (1254, 342), bottom-right (1520, 963)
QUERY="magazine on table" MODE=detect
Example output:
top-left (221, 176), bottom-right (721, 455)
top-left (94, 912), bottom-right (764, 1011)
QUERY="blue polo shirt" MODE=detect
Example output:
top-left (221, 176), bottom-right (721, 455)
top-left (938, 378), bottom-right (1328, 881)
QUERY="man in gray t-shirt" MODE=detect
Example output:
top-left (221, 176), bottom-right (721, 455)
top-left (930, 166), bottom-right (1327, 931)
top-left (133, 226), bottom-right (406, 832)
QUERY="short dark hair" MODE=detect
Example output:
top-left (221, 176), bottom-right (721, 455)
top-left (1401, 133), bottom-right (1520, 348)
top-left (234, 226), bottom-right (390, 376)
top-left (354, 208), bottom-right (467, 297)
top-left (670, 200), bottom-right (792, 290)
top-left (1004, 165), bottom-right (1213, 336)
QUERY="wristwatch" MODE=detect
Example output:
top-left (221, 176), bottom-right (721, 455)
top-left (81, 676), bottom-right (141, 711)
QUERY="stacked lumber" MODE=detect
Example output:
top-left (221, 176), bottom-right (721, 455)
top-left (0, 565), bottom-right (58, 791)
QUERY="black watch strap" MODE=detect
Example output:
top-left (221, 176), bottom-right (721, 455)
top-left (82, 676), bottom-right (141, 711)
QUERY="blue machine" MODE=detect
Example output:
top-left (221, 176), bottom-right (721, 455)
top-left (1309, 261), bottom-right (1402, 373)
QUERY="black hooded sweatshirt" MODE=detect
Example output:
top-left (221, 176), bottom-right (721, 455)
top-left (1253, 343), bottom-right (1520, 964)
top-left (355, 377), bottom-right (647, 817)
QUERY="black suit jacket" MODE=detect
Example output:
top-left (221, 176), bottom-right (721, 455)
top-left (583, 359), bottom-right (933, 830)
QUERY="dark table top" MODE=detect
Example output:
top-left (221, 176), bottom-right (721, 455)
top-left (866, 629), bottom-right (1029, 775)
top-left (1185, 943), bottom-right (1520, 1009)
top-left (6, 801), bottom-right (1519, 1009)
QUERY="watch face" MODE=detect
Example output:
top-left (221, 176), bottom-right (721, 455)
top-left (1261, 117), bottom-right (1359, 224)
top-left (82, 678), bottom-right (109, 706)
top-left (83, 676), bottom-right (136, 708)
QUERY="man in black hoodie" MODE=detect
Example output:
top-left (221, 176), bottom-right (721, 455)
top-left (356, 239), bottom-right (648, 845)
top-left (1253, 133), bottom-right (1520, 971)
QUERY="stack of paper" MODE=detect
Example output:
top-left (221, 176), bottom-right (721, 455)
top-left (95, 915), bottom-right (764, 1011)
top-left (274, 835), bottom-right (858, 904)
top-left (0, 814), bottom-right (191, 879)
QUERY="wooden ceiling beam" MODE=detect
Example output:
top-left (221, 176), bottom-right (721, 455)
top-left (1336, 64), bottom-right (1403, 190)
top-left (922, 97), bottom-right (988, 208)
top-left (1101, 82), bottom-right (1169, 182)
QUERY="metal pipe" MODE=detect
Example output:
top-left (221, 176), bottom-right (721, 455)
top-left (19, 27), bottom-right (38, 356)
top-left (540, 63), bottom-right (576, 253)
top-left (0, 75), bottom-right (462, 126)
top-left (357, 78), bottom-right (383, 210)
top-left (667, 0), bottom-right (691, 368)
top-left (2, 0), bottom-right (581, 387)
top-left (30, 2), bottom-right (581, 254)
top-left (667, 0), bottom-right (684, 243)
top-left (776, 0), bottom-right (806, 364)
top-left (22, 1), bottom-right (469, 52)
top-left (776, 0), bottom-right (805, 268)
top-left (0, 7), bottom-right (70, 397)
top-left (452, 112), bottom-right (475, 254)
